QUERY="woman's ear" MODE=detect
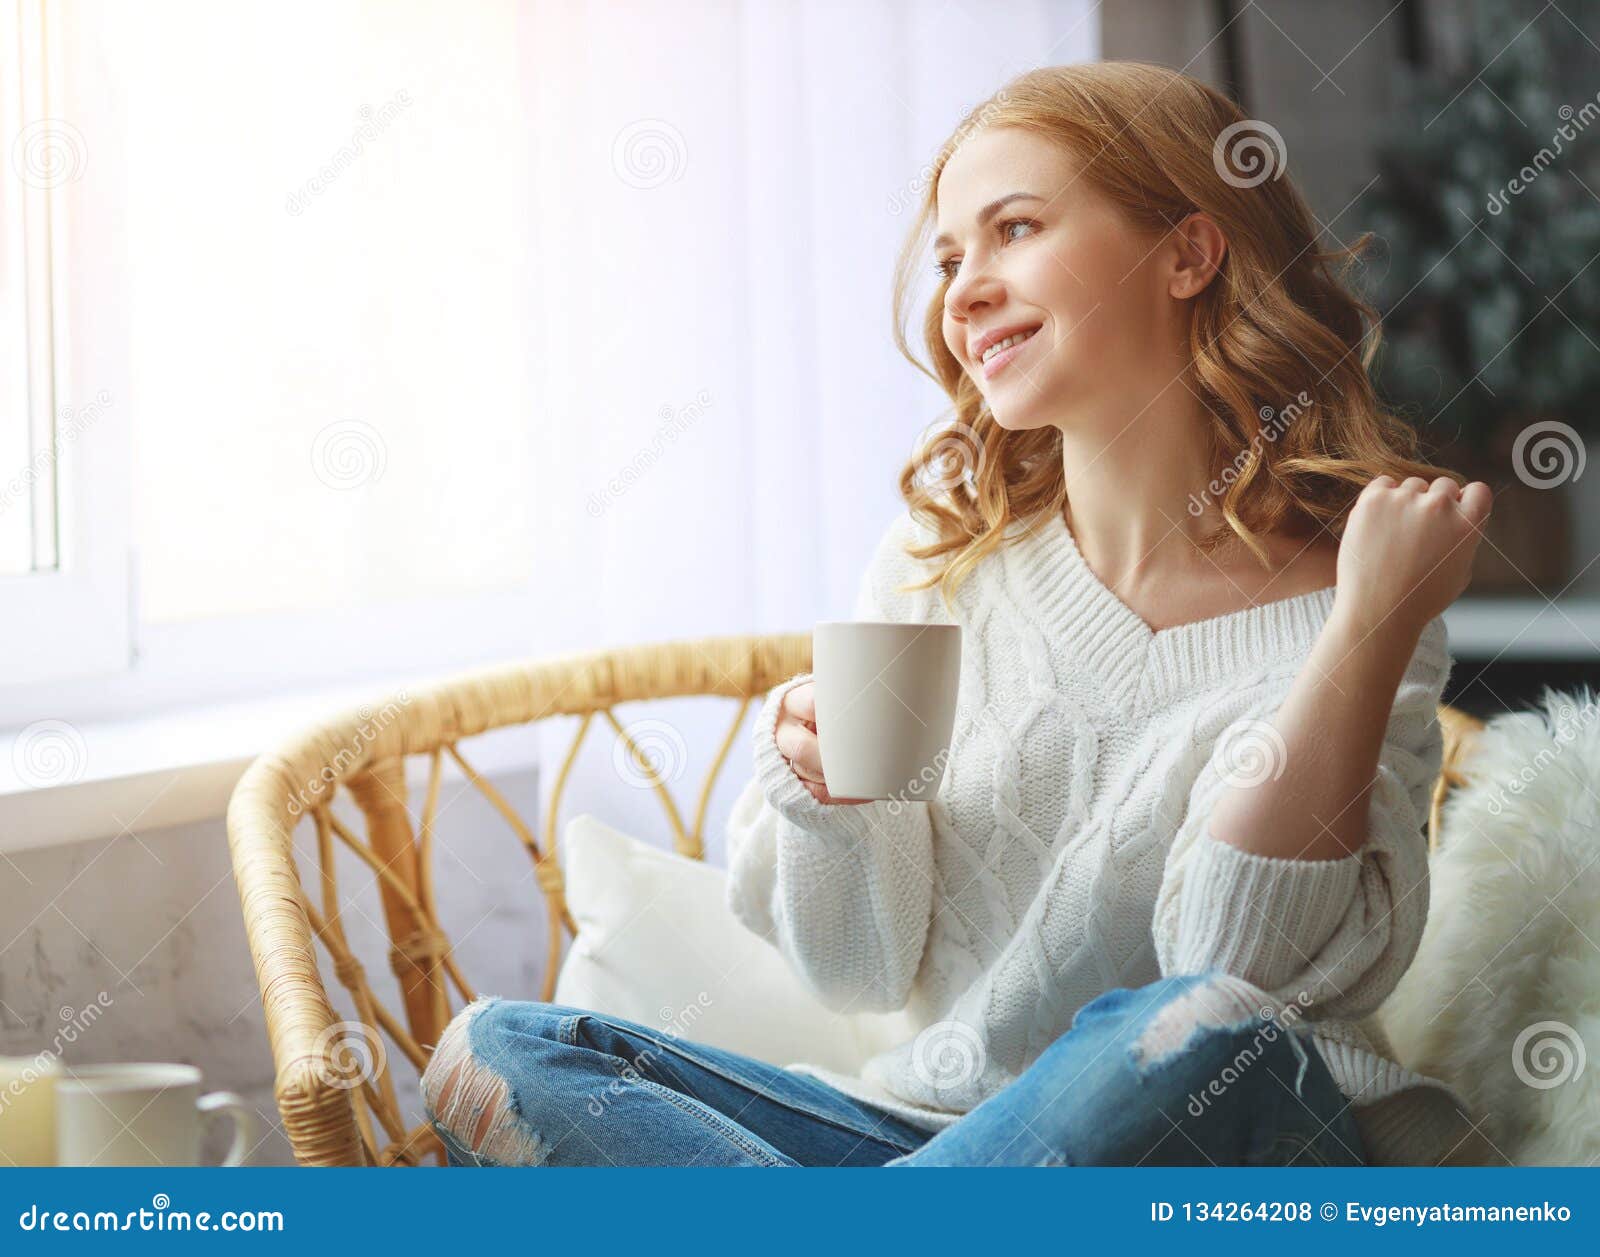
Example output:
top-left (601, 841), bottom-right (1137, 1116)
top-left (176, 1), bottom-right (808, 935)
top-left (1168, 212), bottom-right (1228, 299)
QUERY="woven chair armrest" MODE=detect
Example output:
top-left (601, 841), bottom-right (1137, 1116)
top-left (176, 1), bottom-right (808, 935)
top-left (226, 750), bottom-right (365, 1166)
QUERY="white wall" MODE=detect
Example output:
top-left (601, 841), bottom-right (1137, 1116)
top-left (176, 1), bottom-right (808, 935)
top-left (1, 768), bottom-right (544, 1167)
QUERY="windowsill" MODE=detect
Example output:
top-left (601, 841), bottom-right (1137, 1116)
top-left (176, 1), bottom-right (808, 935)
top-left (1445, 595), bottom-right (1600, 658)
top-left (3, 596), bottom-right (1586, 856)
top-left (0, 675), bottom-right (542, 856)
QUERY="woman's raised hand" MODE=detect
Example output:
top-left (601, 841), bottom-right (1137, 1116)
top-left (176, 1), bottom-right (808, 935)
top-left (1333, 474), bottom-right (1493, 642)
top-left (773, 680), bottom-right (874, 805)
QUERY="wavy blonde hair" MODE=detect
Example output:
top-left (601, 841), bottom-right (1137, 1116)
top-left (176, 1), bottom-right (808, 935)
top-left (890, 60), bottom-right (1457, 613)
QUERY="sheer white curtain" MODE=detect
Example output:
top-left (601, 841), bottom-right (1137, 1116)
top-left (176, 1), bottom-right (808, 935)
top-left (5, 0), bottom-right (1094, 770)
top-left (520, 0), bottom-right (1099, 857)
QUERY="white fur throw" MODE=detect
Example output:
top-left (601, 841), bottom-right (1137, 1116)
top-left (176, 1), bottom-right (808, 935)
top-left (1378, 688), bottom-right (1600, 1166)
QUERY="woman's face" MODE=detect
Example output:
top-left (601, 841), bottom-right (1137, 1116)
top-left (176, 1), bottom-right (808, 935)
top-left (935, 127), bottom-right (1181, 434)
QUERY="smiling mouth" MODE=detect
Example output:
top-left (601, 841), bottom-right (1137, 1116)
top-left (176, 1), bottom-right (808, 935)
top-left (979, 326), bottom-right (1041, 377)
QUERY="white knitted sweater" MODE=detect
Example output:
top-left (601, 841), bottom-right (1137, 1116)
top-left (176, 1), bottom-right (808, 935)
top-left (725, 508), bottom-right (1485, 1167)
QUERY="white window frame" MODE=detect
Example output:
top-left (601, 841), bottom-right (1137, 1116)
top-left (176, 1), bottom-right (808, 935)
top-left (0, 0), bottom-right (131, 691)
top-left (0, 588), bottom-right (551, 730)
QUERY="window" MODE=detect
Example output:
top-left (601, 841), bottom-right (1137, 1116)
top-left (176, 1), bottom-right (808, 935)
top-left (1, 0), bottom-right (539, 723)
top-left (1, 0), bottom-right (130, 691)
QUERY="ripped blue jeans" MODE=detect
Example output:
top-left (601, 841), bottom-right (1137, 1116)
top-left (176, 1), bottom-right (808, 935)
top-left (419, 970), bottom-right (1366, 1167)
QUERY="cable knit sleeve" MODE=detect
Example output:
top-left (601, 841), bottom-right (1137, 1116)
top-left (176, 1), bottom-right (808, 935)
top-left (1151, 614), bottom-right (1451, 1022)
top-left (723, 513), bottom-right (938, 1014)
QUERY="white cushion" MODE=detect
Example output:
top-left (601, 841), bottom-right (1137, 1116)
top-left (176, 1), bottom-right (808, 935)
top-left (553, 813), bottom-right (919, 1074)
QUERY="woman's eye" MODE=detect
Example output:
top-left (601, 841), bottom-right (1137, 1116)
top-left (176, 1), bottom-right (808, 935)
top-left (933, 219), bottom-right (1038, 282)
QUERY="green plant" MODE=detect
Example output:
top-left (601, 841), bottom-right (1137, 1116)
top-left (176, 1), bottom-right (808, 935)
top-left (1359, 5), bottom-right (1600, 451)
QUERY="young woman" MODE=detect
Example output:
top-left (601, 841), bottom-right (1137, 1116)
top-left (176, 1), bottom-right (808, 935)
top-left (422, 61), bottom-right (1493, 1168)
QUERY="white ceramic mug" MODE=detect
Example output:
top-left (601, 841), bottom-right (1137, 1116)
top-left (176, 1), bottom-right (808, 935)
top-left (812, 620), bottom-right (962, 801)
top-left (53, 1063), bottom-right (255, 1167)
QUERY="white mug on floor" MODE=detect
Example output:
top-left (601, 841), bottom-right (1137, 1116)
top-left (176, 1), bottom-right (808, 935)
top-left (54, 1064), bottom-right (255, 1167)
top-left (812, 620), bottom-right (962, 801)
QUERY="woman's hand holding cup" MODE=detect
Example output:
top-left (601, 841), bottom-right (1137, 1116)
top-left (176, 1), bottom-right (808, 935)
top-left (774, 680), bottom-right (874, 805)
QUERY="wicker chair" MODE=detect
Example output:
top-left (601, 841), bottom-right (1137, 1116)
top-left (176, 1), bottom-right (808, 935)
top-left (224, 632), bottom-right (1485, 1167)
